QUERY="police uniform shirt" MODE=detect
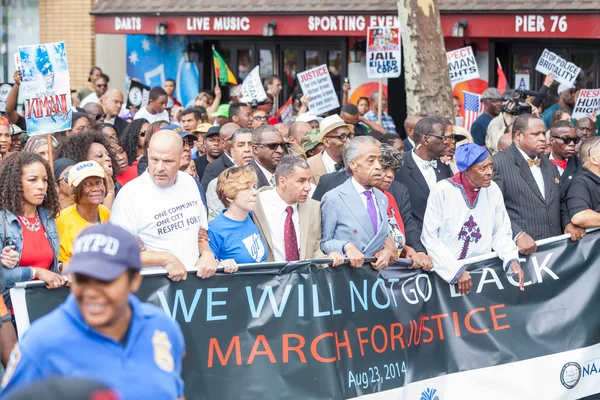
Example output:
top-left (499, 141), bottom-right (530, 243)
top-left (1, 294), bottom-right (185, 399)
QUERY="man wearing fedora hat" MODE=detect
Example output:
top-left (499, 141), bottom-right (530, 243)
top-left (307, 114), bottom-right (355, 185)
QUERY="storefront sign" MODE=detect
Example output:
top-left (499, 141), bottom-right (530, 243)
top-left (94, 14), bottom-right (600, 38)
top-left (297, 64), bottom-right (339, 115)
top-left (447, 46), bottom-right (479, 85)
top-left (572, 89), bottom-right (600, 119)
top-left (366, 26), bottom-right (401, 79)
top-left (515, 73), bottom-right (530, 90)
top-left (535, 49), bottom-right (580, 87)
top-left (240, 66), bottom-right (267, 104)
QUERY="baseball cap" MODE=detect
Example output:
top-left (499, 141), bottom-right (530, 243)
top-left (53, 158), bottom-right (76, 182)
top-left (558, 83), bottom-right (575, 95)
top-left (204, 126), bottom-right (221, 138)
top-left (301, 129), bottom-right (322, 153)
top-left (11, 124), bottom-right (24, 136)
top-left (296, 112), bottom-right (323, 124)
top-left (319, 114), bottom-right (355, 139)
top-left (68, 160), bottom-right (106, 188)
top-left (481, 87), bottom-right (502, 100)
top-left (192, 123), bottom-right (213, 135)
top-left (210, 104), bottom-right (230, 118)
top-left (66, 223), bottom-right (142, 281)
top-left (159, 124), bottom-right (196, 141)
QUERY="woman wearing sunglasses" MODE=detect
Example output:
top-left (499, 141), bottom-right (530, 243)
top-left (251, 109), bottom-right (269, 130)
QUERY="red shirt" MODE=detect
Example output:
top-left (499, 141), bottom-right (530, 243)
top-left (116, 160), bottom-right (139, 186)
top-left (18, 218), bottom-right (54, 270)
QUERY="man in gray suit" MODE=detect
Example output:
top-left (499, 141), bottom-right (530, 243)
top-left (492, 114), bottom-right (585, 255)
top-left (321, 136), bottom-right (395, 269)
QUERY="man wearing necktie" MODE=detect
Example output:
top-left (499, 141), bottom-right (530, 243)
top-left (394, 116), bottom-right (455, 232)
top-left (492, 114), bottom-right (585, 256)
top-left (547, 119), bottom-right (583, 193)
top-left (321, 136), bottom-right (396, 269)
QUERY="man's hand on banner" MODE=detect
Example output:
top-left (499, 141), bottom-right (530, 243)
top-left (516, 232), bottom-right (537, 255)
top-left (564, 223), bottom-right (586, 242)
top-left (371, 248), bottom-right (392, 270)
top-left (196, 251), bottom-right (218, 279)
top-left (343, 243), bottom-right (364, 268)
top-left (164, 254), bottom-right (188, 281)
top-left (509, 261), bottom-right (525, 291)
top-left (326, 252), bottom-right (344, 267)
top-left (457, 270), bottom-right (472, 295)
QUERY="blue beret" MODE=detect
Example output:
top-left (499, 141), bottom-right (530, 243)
top-left (455, 143), bottom-right (489, 172)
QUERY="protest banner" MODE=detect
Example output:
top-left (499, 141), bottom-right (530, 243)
top-left (571, 89), bottom-right (600, 119)
top-left (18, 42), bottom-right (72, 136)
top-left (11, 230), bottom-right (600, 400)
top-left (126, 79), bottom-right (150, 109)
top-left (535, 49), bottom-right (581, 87)
top-left (240, 65), bottom-right (267, 105)
top-left (0, 83), bottom-right (13, 113)
top-left (366, 26), bottom-right (401, 79)
top-left (447, 46), bottom-right (479, 85)
top-left (297, 64), bottom-right (340, 115)
top-left (277, 96), bottom-right (294, 124)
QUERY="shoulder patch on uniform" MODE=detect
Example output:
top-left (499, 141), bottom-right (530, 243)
top-left (152, 330), bottom-right (174, 373)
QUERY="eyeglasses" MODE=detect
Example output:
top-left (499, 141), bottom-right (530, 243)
top-left (552, 136), bottom-right (581, 145)
top-left (256, 142), bottom-right (289, 151)
top-left (93, 113), bottom-right (106, 121)
top-left (253, 116), bottom-right (269, 121)
top-left (588, 138), bottom-right (600, 159)
top-left (326, 133), bottom-right (355, 142)
top-left (425, 133), bottom-right (457, 142)
top-left (225, 165), bottom-right (251, 179)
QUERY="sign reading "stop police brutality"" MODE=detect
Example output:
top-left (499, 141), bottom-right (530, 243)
top-left (447, 46), bottom-right (479, 85)
top-left (366, 26), bottom-right (401, 79)
top-left (535, 49), bottom-right (581, 87)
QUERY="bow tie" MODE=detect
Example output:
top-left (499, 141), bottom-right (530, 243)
top-left (423, 160), bottom-right (438, 169)
top-left (527, 158), bottom-right (541, 167)
top-left (334, 162), bottom-right (345, 172)
top-left (551, 158), bottom-right (567, 170)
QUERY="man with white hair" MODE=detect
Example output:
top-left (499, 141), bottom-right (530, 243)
top-left (110, 129), bottom-right (218, 280)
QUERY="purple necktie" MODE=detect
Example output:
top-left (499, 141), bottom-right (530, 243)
top-left (363, 190), bottom-right (378, 235)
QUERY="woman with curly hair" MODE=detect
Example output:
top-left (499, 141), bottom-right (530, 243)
top-left (56, 131), bottom-right (120, 209)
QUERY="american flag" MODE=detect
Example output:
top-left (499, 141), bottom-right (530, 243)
top-left (463, 91), bottom-right (482, 131)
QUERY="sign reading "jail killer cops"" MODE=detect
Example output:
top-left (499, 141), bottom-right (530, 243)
top-left (535, 49), bottom-right (581, 87)
top-left (571, 89), bottom-right (600, 119)
top-left (447, 46), bottom-right (479, 85)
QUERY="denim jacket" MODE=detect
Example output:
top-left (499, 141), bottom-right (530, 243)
top-left (1, 208), bottom-right (60, 288)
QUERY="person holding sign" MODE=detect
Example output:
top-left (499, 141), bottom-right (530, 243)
top-left (363, 92), bottom-right (397, 133)
top-left (541, 83), bottom-right (576, 129)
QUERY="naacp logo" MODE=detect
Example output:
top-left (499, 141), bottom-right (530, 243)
top-left (560, 362), bottom-right (582, 389)
top-left (152, 330), bottom-right (175, 373)
top-left (420, 387), bottom-right (440, 400)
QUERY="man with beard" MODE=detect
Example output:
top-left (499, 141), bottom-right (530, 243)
top-left (470, 88), bottom-right (502, 146)
top-left (547, 120), bottom-right (582, 192)
top-left (542, 84), bottom-right (576, 128)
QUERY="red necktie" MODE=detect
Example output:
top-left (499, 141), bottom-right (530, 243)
top-left (551, 158), bottom-right (568, 170)
top-left (284, 206), bottom-right (299, 262)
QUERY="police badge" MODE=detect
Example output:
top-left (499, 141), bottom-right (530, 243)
top-left (152, 330), bottom-right (175, 373)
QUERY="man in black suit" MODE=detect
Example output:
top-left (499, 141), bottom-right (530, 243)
top-left (313, 170), bottom-right (427, 255)
top-left (402, 115), bottom-right (422, 152)
top-left (251, 124), bottom-right (286, 188)
top-left (492, 114), bottom-right (584, 255)
top-left (394, 116), bottom-right (454, 232)
top-left (547, 120), bottom-right (583, 193)
top-left (102, 89), bottom-right (129, 139)
top-left (200, 123), bottom-right (240, 188)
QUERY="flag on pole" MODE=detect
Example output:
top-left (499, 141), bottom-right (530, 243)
top-left (463, 91), bottom-right (481, 131)
top-left (496, 58), bottom-right (508, 93)
top-left (212, 47), bottom-right (237, 85)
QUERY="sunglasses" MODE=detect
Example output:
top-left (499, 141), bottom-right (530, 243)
top-left (425, 133), bottom-right (458, 142)
top-left (225, 164), bottom-right (251, 179)
top-left (256, 142), bottom-right (289, 151)
top-left (61, 171), bottom-right (69, 184)
top-left (253, 116), bottom-right (269, 121)
top-left (552, 136), bottom-right (581, 145)
top-left (93, 113), bottom-right (106, 121)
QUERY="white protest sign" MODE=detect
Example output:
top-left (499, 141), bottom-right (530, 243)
top-left (571, 89), bottom-right (600, 119)
top-left (535, 49), bottom-right (580, 87)
top-left (240, 66), bottom-right (267, 104)
top-left (366, 26), bottom-right (401, 79)
top-left (447, 46), bottom-right (479, 85)
top-left (297, 64), bottom-right (340, 116)
top-left (515, 73), bottom-right (530, 90)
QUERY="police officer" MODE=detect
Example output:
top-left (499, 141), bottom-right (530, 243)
top-left (0, 224), bottom-right (186, 399)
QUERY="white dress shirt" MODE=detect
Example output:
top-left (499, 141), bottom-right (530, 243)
top-left (224, 152), bottom-right (235, 166)
top-left (321, 151), bottom-right (338, 174)
top-left (259, 189), bottom-right (300, 262)
top-left (517, 145), bottom-right (545, 198)
top-left (412, 150), bottom-right (438, 190)
top-left (255, 160), bottom-right (275, 186)
top-left (105, 116), bottom-right (116, 125)
top-left (407, 137), bottom-right (415, 149)
top-left (351, 177), bottom-right (381, 231)
top-left (549, 152), bottom-right (565, 176)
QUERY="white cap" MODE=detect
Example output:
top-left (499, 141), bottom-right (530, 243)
top-left (558, 83), bottom-right (575, 95)
top-left (296, 112), bottom-right (323, 124)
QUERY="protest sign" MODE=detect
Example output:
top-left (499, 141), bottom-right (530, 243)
top-left (126, 79), bottom-right (150, 109)
top-left (446, 46), bottom-right (479, 86)
top-left (535, 49), bottom-right (581, 87)
top-left (0, 83), bottom-right (13, 113)
top-left (240, 66), bottom-right (267, 105)
top-left (571, 89), bottom-right (600, 119)
top-left (277, 96), bottom-right (294, 124)
top-left (366, 26), bottom-right (401, 79)
top-left (18, 42), bottom-right (72, 135)
top-left (447, 46), bottom-right (479, 85)
top-left (298, 64), bottom-right (340, 115)
top-left (12, 230), bottom-right (600, 400)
